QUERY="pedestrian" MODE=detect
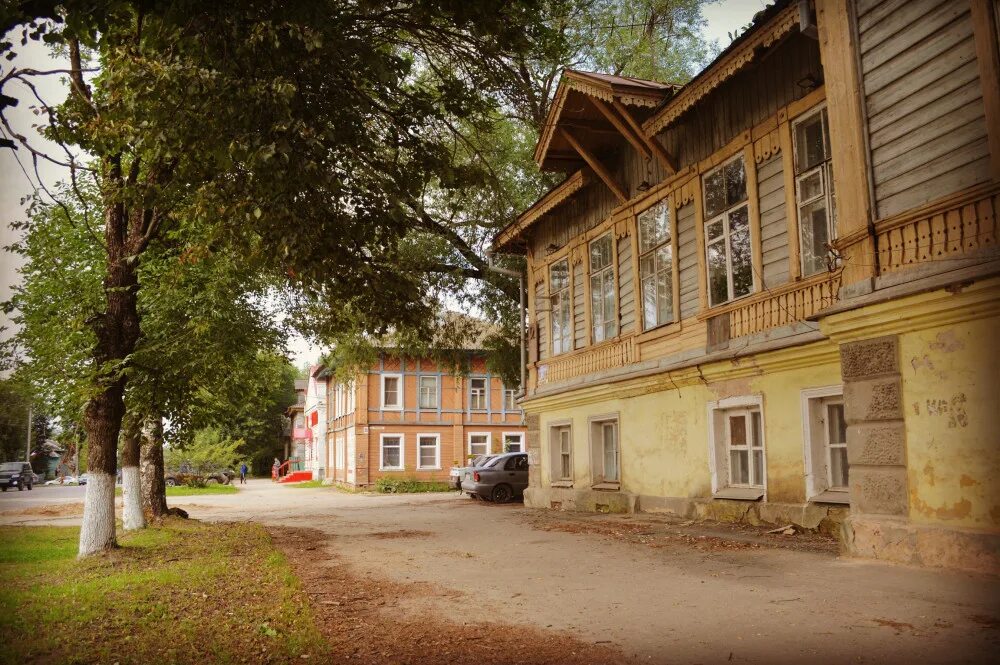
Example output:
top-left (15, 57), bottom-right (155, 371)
top-left (239, 462), bottom-right (248, 484)
top-left (272, 457), bottom-right (280, 480)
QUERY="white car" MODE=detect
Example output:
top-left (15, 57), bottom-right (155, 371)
top-left (44, 476), bottom-right (78, 485)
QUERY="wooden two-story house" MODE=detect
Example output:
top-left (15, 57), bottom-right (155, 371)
top-left (322, 350), bottom-right (526, 487)
top-left (495, 0), bottom-right (1000, 572)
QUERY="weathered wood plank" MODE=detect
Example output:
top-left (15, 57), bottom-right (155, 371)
top-left (861, 0), bottom-right (962, 67)
top-left (863, 14), bottom-right (973, 96)
top-left (869, 77), bottom-right (984, 149)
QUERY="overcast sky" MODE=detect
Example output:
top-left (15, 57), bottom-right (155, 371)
top-left (0, 1), bottom-right (767, 368)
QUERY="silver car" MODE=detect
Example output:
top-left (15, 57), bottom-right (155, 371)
top-left (460, 452), bottom-right (528, 503)
top-left (450, 454), bottom-right (498, 490)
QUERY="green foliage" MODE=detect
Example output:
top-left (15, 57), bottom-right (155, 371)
top-left (0, 521), bottom-right (329, 661)
top-left (373, 477), bottom-right (454, 494)
top-left (164, 428), bottom-right (241, 477)
top-left (0, 377), bottom-right (31, 463)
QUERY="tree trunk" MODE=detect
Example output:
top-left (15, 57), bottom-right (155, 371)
top-left (141, 416), bottom-right (168, 519)
top-left (78, 202), bottom-right (143, 557)
top-left (121, 415), bottom-right (145, 531)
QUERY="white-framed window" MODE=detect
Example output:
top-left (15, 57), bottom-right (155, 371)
top-left (638, 200), bottom-right (674, 330)
top-left (703, 155), bottom-right (753, 306)
top-left (469, 377), bottom-right (488, 411)
top-left (802, 386), bottom-right (849, 503)
top-left (589, 234), bottom-right (616, 342)
top-left (418, 375), bottom-right (439, 409)
top-left (380, 373), bottom-right (403, 410)
top-left (588, 414), bottom-right (619, 486)
top-left (503, 388), bottom-right (517, 412)
top-left (379, 433), bottom-right (404, 470)
top-left (549, 422), bottom-right (573, 483)
top-left (708, 396), bottom-right (766, 500)
top-left (793, 105), bottom-right (837, 277)
top-left (502, 432), bottom-right (524, 453)
top-left (468, 432), bottom-right (491, 457)
top-left (549, 259), bottom-right (572, 355)
top-left (417, 433), bottom-right (440, 470)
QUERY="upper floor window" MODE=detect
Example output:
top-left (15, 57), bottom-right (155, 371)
top-left (503, 388), bottom-right (517, 412)
top-left (550, 259), bottom-right (572, 355)
top-left (638, 201), bottom-right (674, 330)
top-left (380, 373), bottom-right (402, 410)
top-left (469, 377), bottom-right (487, 411)
top-left (703, 155), bottom-right (752, 306)
top-left (418, 375), bottom-right (438, 409)
top-left (589, 234), bottom-right (616, 342)
top-left (793, 106), bottom-right (836, 277)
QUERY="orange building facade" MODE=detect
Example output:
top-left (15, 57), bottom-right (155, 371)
top-left (323, 354), bottom-right (525, 487)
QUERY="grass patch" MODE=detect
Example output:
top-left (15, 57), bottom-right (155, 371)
top-left (284, 480), bottom-right (325, 489)
top-left (373, 477), bottom-right (455, 494)
top-left (114, 484), bottom-right (238, 497)
top-left (0, 520), bottom-right (329, 664)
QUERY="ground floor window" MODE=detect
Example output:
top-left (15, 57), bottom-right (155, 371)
top-left (380, 434), bottom-right (404, 470)
top-left (417, 434), bottom-right (440, 469)
top-left (589, 415), bottom-right (619, 486)
top-left (802, 387), bottom-right (849, 503)
top-left (503, 432), bottom-right (524, 453)
top-left (549, 423), bottom-right (573, 483)
top-left (468, 432), bottom-right (490, 457)
top-left (708, 397), bottom-right (766, 500)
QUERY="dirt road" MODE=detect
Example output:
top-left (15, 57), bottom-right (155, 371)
top-left (6, 479), bottom-right (998, 663)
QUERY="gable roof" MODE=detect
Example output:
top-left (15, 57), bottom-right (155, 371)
top-left (533, 69), bottom-right (679, 170)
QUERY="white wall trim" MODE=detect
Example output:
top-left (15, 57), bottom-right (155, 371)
top-left (379, 432), bottom-right (405, 471)
top-left (380, 373), bottom-right (404, 410)
top-left (467, 431), bottom-right (492, 456)
top-left (706, 394), bottom-right (766, 498)
top-left (416, 432), bottom-right (441, 470)
top-left (801, 384), bottom-right (844, 500)
top-left (501, 431), bottom-right (525, 453)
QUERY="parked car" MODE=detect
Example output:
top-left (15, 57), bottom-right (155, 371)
top-left (0, 462), bottom-right (34, 492)
top-left (164, 469), bottom-right (234, 487)
top-left (78, 473), bottom-right (88, 486)
top-left (45, 475), bottom-right (77, 486)
top-left (460, 452), bottom-right (528, 503)
top-left (450, 454), bottom-right (498, 490)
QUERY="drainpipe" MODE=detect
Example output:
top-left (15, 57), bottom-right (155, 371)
top-left (487, 255), bottom-right (527, 396)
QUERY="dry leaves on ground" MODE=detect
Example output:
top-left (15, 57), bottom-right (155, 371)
top-left (270, 526), bottom-right (634, 665)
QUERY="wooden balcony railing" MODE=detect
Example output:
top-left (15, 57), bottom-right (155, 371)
top-left (698, 271), bottom-right (842, 339)
top-left (876, 183), bottom-right (999, 275)
top-left (537, 337), bottom-right (637, 386)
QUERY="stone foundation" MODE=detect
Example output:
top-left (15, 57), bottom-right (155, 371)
top-left (844, 515), bottom-right (1000, 575)
top-left (526, 486), bottom-right (849, 534)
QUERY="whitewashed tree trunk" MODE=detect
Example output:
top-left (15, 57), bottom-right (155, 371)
top-left (78, 471), bottom-right (117, 556)
top-left (121, 465), bottom-right (145, 530)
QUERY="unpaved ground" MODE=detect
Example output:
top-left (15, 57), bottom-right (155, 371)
top-left (6, 479), bottom-right (999, 664)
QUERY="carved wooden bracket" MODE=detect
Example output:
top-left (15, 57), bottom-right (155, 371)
top-left (753, 129), bottom-right (782, 164)
top-left (558, 127), bottom-right (629, 204)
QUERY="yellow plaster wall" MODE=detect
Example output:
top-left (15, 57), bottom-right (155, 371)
top-left (535, 348), bottom-right (842, 503)
top-left (900, 315), bottom-right (1000, 530)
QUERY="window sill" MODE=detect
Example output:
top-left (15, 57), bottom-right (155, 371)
top-left (809, 489), bottom-right (850, 505)
top-left (380, 406), bottom-right (403, 411)
top-left (417, 467), bottom-right (442, 471)
top-left (634, 321), bottom-right (682, 344)
top-left (713, 486), bottom-right (765, 501)
top-left (591, 482), bottom-right (621, 491)
top-left (550, 480), bottom-right (574, 488)
top-left (379, 468), bottom-right (405, 472)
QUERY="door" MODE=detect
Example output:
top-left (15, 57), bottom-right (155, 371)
top-left (504, 454), bottom-right (530, 494)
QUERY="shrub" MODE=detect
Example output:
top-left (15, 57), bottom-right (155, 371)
top-left (374, 477), bottom-right (452, 494)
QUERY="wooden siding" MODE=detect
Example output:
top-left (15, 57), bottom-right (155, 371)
top-left (677, 202), bottom-right (700, 319)
top-left (618, 235), bottom-right (636, 334)
top-left (758, 154), bottom-right (790, 288)
top-left (573, 261), bottom-right (585, 349)
top-left (534, 281), bottom-right (548, 360)
top-left (858, 0), bottom-right (991, 218)
top-left (654, 34), bottom-right (822, 170)
top-left (530, 169), bottom-right (619, 257)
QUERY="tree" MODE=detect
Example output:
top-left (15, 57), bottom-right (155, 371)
top-left (302, 0), bottom-right (716, 384)
top-left (163, 428), bottom-right (242, 482)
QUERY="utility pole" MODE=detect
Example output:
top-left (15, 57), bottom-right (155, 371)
top-left (25, 405), bottom-right (32, 462)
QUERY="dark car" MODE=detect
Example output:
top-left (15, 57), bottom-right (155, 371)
top-left (460, 452), bottom-right (528, 503)
top-left (0, 462), bottom-right (34, 492)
